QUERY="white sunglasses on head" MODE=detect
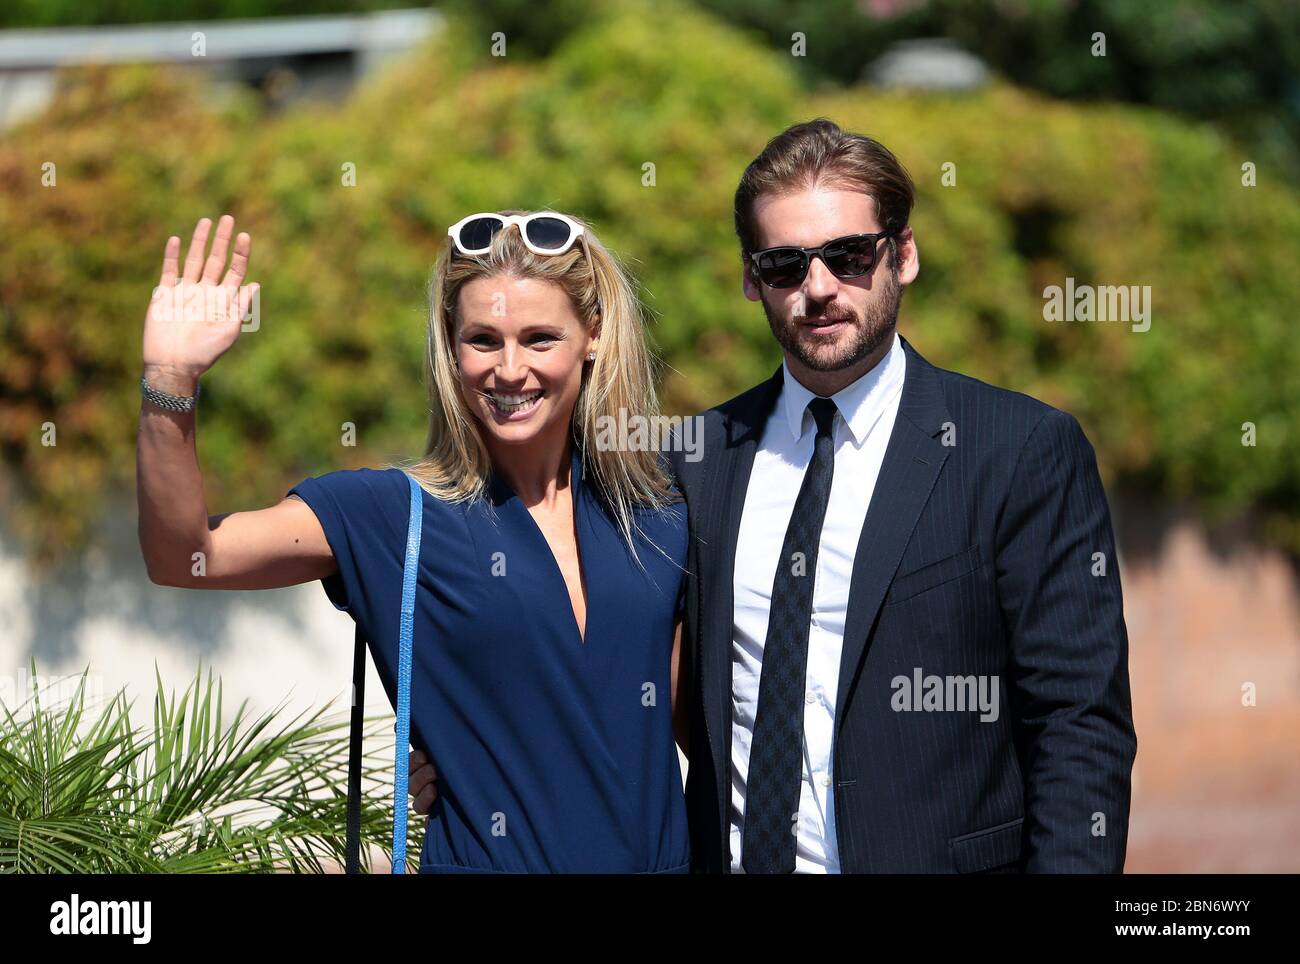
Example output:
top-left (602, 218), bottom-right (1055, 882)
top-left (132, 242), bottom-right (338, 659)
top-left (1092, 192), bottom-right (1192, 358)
top-left (447, 212), bottom-right (586, 256)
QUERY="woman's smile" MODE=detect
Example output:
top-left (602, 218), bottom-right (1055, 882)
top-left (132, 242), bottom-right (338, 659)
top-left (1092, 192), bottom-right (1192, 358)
top-left (483, 387), bottom-right (546, 420)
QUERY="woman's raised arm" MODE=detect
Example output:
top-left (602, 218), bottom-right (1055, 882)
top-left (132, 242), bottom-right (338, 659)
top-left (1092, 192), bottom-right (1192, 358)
top-left (137, 215), bottom-right (336, 591)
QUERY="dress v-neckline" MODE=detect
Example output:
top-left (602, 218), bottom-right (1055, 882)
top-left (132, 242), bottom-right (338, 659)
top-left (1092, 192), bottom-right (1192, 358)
top-left (490, 446), bottom-right (592, 646)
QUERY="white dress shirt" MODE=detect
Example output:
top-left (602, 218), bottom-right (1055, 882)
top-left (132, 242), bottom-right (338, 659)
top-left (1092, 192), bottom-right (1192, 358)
top-left (729, 331), bottom-right (906, 873)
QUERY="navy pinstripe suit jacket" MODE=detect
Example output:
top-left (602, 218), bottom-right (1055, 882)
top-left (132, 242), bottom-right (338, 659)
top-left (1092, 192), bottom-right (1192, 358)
top-left (667, 333), bottom-right (1137, 873)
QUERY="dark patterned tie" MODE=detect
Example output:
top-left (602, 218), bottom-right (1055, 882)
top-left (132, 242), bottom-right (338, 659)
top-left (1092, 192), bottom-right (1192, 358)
top-left (742, 396), bottom-right (838, 874)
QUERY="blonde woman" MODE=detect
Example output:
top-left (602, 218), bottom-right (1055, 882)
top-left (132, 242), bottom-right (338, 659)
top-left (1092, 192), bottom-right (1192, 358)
top-left (137, 211), bottom-right (690, 873)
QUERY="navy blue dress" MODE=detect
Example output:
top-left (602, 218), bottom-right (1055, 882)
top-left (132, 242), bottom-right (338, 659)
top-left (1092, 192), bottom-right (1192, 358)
top-left (287, 445), bottom-right (690, 873)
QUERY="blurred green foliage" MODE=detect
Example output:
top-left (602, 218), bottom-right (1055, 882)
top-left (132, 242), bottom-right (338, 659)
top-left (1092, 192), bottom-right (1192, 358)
top-left (0, 0), bottom-right (1297, 566)
top-left (699, 0), bottom-right (1300, 176)
top-left (0, 0), bottom-right (416, 28)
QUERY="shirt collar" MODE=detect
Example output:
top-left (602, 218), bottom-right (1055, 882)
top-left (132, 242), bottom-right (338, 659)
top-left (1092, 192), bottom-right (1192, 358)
top-left (779, 330), bottom-right (906, 447)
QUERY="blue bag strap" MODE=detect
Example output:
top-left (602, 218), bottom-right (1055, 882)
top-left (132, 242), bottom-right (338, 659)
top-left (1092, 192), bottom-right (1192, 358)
top-left (391, 470), bottom-right (424, 874)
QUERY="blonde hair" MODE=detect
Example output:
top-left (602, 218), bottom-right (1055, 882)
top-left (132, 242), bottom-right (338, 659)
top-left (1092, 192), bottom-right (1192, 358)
top-left (394, 210), bottom-right (680, 564)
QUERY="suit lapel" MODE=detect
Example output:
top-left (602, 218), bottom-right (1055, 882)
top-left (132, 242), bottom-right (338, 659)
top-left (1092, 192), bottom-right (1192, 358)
top-left (698, 365), bottom-right (782, 818)
top-left (833, 336), bottom-right (953, 731)
top-left (695, 337), bottom-right (952, 858)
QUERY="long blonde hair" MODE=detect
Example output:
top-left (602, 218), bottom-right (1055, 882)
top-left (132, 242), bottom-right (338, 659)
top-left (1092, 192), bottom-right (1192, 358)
top-left (395, 210), bottom-right (680, 563)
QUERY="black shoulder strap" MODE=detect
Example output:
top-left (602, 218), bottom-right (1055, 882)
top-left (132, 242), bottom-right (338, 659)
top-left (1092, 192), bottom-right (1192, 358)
top-left (345, 624), bottom-right (366, 874)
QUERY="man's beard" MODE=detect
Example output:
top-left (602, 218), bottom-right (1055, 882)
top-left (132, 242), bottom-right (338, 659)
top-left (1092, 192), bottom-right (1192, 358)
top-left (762, 261), bottom-right (903, 373)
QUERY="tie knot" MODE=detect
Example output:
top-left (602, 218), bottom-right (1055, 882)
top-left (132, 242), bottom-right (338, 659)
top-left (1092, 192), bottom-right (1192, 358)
top-left (808, 396), bottom-right (837, 439)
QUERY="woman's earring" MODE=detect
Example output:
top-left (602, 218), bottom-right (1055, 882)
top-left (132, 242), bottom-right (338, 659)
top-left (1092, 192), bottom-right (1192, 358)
top-left (586, 352), bottom-right (596, 361)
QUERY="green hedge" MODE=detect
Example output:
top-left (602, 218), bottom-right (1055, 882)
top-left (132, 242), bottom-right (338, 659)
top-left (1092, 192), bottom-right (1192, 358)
top-left (0, 1), bottom-right (416, 29)
top-left (817, 84), bottom-right (1299, 551)
top-left (1, 1), bottom-right (1296, 566)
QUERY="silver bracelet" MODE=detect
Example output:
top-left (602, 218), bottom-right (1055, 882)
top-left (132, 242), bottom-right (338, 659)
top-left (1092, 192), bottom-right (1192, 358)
top-left (141, 372), bottom-right (201, 412)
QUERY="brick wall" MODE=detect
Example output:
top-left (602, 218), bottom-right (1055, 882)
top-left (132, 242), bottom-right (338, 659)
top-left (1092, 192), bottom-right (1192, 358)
top-left (1118, 502), bottom-right (1300, 871)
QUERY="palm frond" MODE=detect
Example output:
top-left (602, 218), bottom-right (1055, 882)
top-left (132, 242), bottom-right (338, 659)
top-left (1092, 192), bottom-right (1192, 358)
top-left (0, 660), bottom-right (418, 874)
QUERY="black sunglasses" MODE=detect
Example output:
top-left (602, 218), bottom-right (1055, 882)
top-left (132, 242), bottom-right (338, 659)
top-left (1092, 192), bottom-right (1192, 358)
top-left (748, 229), bottom-right (900, 288)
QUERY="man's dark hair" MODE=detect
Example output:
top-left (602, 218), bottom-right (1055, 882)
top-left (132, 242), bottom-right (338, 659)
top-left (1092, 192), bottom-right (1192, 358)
top-left (734, 118), bottom-right (915, 270)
